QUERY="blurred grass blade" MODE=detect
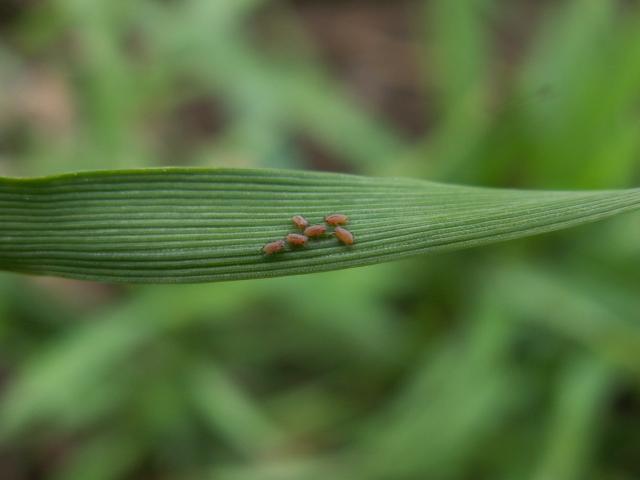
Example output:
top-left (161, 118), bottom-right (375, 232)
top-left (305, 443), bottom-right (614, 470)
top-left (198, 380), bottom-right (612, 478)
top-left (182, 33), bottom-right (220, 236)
top-left (532, 358), bottom-right (610, 480)
top-left (0, 168), bottom-right (639, 283)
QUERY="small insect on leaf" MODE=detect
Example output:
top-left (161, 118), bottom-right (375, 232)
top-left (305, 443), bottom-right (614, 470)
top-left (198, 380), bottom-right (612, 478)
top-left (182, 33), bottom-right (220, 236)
top-left (324, 213), bottom-right (349, 226)
top-left (304, 224), bottom-right (327, 238)
top-left (263, 239), bottom-right (286, 255)
top-left (291, 215), bottom-right (309, 230)
top-left (286, 233), bottom-right (308, 247)
top-left (334, 226), bottom-right (354, 245)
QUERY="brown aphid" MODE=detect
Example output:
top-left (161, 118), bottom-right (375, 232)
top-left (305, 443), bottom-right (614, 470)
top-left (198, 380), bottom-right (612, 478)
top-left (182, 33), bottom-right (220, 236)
top-left (263, 239), bottom-right (286, 255)
top-left (304, 224), bottom-right (327, 238)
top-left (334, 226), bottom-right (354, 245)
top-left (286, 233), bottom-right (308, 247)
top-left (324, 213), bottom-right (349, 226)
top-left (291, 215), bottom-right (309, 230)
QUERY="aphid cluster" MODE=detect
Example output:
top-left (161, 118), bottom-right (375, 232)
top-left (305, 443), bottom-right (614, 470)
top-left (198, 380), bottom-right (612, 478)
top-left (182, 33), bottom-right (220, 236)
top-left (262, 213), bottom-right (355, 256)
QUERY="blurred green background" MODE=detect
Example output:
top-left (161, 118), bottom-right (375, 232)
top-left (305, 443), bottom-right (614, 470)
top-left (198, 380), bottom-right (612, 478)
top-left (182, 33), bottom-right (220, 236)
top-left (1, 0), bottom-right (640, 479)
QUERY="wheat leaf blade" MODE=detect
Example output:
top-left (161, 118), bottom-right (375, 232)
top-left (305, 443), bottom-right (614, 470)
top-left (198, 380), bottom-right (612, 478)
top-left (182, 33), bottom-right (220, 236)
top-left (1, 168), bottom-right (638, 283)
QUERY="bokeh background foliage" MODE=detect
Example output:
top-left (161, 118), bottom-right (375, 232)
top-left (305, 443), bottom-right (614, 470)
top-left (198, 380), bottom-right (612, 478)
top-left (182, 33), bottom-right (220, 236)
top-left (1, 0), bottom-right (640, 479)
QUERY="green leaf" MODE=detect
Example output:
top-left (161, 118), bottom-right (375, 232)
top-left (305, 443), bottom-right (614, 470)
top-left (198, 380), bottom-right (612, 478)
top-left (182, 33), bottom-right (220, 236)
top-left (0, 168), bottom-right (639, 283)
